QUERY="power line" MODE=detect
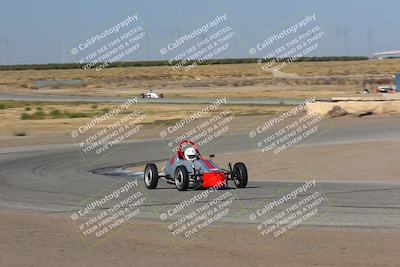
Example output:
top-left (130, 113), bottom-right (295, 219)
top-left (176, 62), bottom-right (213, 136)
top-left (367, 28), bottom-right (374, 57)
top-left (61, 39), bottom-right (67, 64)
top-left (335, 27), bottom-right (351, 56)
top-left (0, 38), bottom-right (10, 64)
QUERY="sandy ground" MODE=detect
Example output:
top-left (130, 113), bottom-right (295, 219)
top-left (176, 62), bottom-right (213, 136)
top-left (213, 140), bottom-right (400, 182)
top-left (2, 111), bottom-right (400, 266)
top-left (0, 111), bottom-right (398, 147)
top-left (1, 212), bottom-right (399, 267)
top-left (308, 99), bottom-right (400, 116)
top-left (0, 104), bottom-right (290, 147)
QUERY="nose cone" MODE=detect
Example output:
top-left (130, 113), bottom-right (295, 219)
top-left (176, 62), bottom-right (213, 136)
top-left (202, 172), bottom-right (225, 188)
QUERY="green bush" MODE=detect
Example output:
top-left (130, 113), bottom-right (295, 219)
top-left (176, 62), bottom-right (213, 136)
top-left (24, 106), bottom-right (31, 111)
top-left (49, 109), bottom-right (62, 118)
top-left (31, 111), bottom-right (46, 119)
top-left (20, 111), bottom-right (46, 120)
top-left (20, 109), bottom-right (89, 120)
top-left (64, 111), bottom-right (88, 118)
top-left (20, 113), bottom-right (30, 120)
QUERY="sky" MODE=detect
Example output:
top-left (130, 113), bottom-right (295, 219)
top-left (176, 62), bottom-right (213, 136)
top-left (1, 0), bottom-right (399, 65)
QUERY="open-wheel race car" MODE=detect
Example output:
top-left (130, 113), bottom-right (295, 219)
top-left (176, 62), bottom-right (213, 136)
top-left (140, 89), bottom-right (164, 99)
top-left (144, 140), bottom-right (248, 191)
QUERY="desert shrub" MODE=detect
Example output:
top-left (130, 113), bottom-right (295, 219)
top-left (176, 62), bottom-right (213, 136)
top-left (49, 109), bottom-right (63, 118)
top-left (14, 131), bottom-right (26, 136)
top-left (63, 111), bottom-right (87, 118)
top-left (30, 111), bottom-right (46, 119)
top-left (20, 111), bottom-right (45, 120)
top-left (20, 113), bottom-right (30, 120)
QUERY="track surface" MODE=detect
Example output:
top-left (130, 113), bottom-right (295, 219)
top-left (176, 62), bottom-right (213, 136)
top-left (0, 92), bottom-right (303, 105)
top-left (1, 117), bottom-right (400, 229)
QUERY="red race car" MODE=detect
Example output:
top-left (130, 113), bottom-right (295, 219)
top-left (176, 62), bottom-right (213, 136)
top-left (144, 140), bottom-right (248, 191)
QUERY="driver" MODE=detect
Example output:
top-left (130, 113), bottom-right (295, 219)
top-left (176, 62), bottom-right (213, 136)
top-left (184, 147), bottom-right (197, 160)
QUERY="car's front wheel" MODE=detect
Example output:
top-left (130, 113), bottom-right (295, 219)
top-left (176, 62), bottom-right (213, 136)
top-left (144, 163), bottom-right (158, 189)
top-left (174, 166), bottom-right (189, 191)
top-left (233, 162), bottom-right (248, 188)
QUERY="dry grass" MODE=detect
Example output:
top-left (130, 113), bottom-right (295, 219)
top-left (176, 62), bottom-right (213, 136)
top-left (284, 59), bottom-right (400, 76)
top-left (0, 101), bottom-right (290, 138)
top-left (0, 59), bottom-right (399, 100)
top-left (0, 63), bottom-right (267, 87)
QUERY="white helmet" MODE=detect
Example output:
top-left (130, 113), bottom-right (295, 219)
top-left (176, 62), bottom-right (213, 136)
top-left (184, 147), bottom-right (197, 160)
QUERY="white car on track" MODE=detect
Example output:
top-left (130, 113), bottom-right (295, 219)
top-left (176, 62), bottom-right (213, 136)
top-left (140, 89), bottom-right (164, 99)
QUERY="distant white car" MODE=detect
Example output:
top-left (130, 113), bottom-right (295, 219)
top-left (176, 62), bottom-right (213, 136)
top-left (140, 90), bottom-right (164, 99)
top-left (375, 86), bottom-right (396, 93)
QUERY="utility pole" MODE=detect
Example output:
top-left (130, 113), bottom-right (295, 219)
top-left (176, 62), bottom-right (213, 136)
top-left (0, 38), bottom-right (10, 64)
top-left (335, 27), bottom-right (351, 56)
top-left (342, 28), bottom-right (351, 56)
top-left (335, 28), bottom-right (342, 55)
top-left (367, 28), bottom-right (374, 57)
top-left (61, 39), bottom-right (67, 64)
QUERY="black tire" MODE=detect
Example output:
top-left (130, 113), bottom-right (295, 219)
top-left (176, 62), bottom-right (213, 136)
top-left (140, 93), bottom-right (145, 98)
top-left (144, 163), bottom-right (158, 189)
top-left (233, 162), bottom-right (248, 188)
top-left (174, 165), bottom-right (189, 191)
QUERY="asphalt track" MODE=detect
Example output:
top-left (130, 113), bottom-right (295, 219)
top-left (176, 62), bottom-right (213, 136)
top-left (0, 119), bottom-right (400, 230)
top-left (0, 92), bottom-right (303, 105)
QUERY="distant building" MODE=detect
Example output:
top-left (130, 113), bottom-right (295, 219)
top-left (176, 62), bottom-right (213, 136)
top-left (372, 50), bottom-right (400, 59)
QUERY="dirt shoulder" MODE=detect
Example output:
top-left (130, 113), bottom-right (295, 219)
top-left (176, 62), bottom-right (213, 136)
top-left (220, 140), bottom-right (400, 182)
top-left (0, 104), bottom-right (288, 147)
top-left (126, 139), bottom-right (400, 183)
top-left (0, 211), bottom-right (399, 267)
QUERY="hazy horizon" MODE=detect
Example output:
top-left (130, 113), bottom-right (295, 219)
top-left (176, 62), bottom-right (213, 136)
top-left (1, 0), bottom-right (399, 65)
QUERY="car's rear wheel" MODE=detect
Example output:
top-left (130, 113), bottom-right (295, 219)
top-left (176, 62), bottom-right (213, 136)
top-left (175, 166), bottom-right (189, 191)
top-left (144, 163), bottom-right (158, 189)
top-left (233, 162), bottom-right (248, 188)
top-left (140, 93), bottom-right (145, 98)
